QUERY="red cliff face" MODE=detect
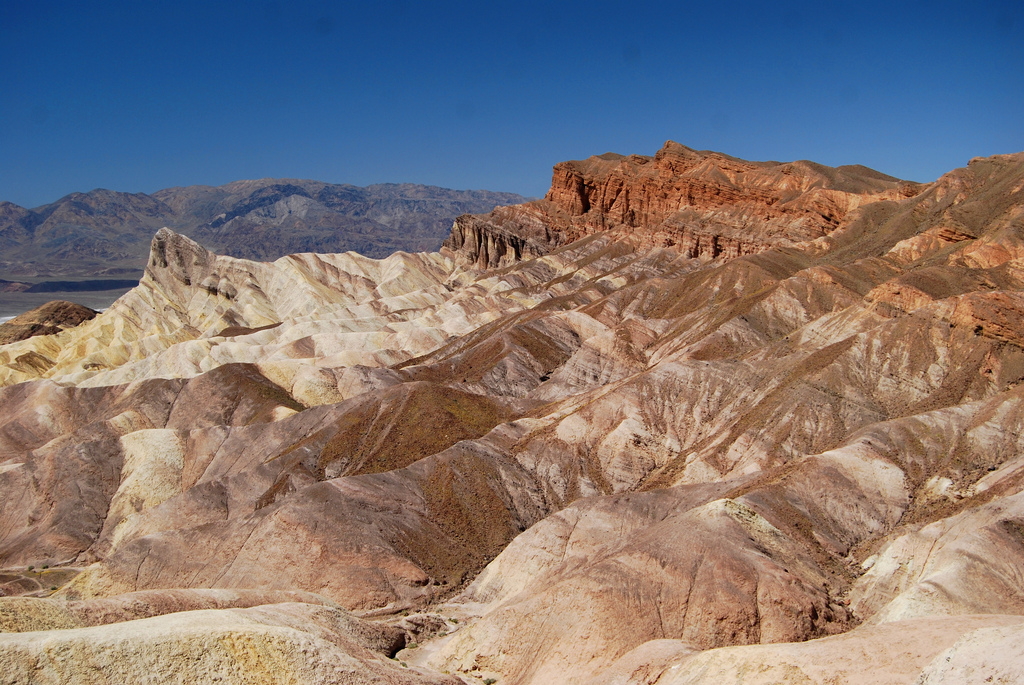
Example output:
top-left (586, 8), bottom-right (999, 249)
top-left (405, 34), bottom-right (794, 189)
top-left (446, 141), bottom-right (921, 267)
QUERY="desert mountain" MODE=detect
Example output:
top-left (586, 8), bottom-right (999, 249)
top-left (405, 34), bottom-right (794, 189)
top-left (0, 181), bottom-right (528, 277)
top-left (2, 142), bottom-right (1024, 683)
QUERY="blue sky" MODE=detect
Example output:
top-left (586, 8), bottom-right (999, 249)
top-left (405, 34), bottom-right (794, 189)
top-left (1, 0), bottom-right (1021, 208)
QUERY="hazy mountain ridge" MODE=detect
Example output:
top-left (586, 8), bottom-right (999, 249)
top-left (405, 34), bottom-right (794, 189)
top-left (0, 180), bottom-right (529, 277)
top-left (2, 144), bottom-right (1024, 683)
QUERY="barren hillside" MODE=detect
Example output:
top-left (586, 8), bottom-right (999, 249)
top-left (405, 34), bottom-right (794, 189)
top-left (2, 142), bottom-right (1024, 684)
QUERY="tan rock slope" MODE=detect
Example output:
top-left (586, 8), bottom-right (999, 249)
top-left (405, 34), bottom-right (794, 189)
top-left (2, 143), bottom-right (1024, 683)
top-left (0, 598), bottom-right (458, 685)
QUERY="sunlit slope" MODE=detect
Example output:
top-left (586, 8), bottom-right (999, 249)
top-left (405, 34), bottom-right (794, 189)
top-left (2, 148), bottom-right (1024, 684)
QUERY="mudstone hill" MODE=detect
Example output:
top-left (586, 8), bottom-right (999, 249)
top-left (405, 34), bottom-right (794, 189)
top-left (1, 142), bottom-right (1024, 683)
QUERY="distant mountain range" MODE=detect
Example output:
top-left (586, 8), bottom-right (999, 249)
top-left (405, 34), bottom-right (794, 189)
top-left (0, 180), bottom-right (529, 277)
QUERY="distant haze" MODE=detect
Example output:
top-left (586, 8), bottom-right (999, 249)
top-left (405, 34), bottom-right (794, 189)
top-left (0, 178), bottom-right (528, 316)
top-left (0, 179), bottom-right (529, 279)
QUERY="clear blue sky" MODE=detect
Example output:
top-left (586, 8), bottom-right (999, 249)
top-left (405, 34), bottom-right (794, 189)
top-left (2, 0), bottom-right (1021, 208)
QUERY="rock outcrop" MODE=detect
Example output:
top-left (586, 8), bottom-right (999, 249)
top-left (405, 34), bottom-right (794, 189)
top-left (2, 145), bottom-right (1024, 683)
top-left (443, 141), bottom-right (920, 268)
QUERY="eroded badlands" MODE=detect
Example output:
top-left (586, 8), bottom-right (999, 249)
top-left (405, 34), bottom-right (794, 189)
top-left (3, 143), bottom-right (1024, 684)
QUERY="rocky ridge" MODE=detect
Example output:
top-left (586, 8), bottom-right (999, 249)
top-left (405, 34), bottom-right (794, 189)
top-left (1, 144), bottom-right (1024, 683)
top-left (0, 181), bottom-right (528, 277)
top-left (443, 141), bottom-right (920, 268)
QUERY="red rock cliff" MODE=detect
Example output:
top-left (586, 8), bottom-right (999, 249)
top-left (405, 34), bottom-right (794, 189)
top-left (445, 141), bottom-right (921, 267)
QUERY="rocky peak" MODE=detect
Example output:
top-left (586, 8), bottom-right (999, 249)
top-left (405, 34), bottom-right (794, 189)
top-left (1, 181), bottom-right (529, 278)
top-left (446, 141), bottom-right (922, 268)
top-left (145, 227), bottom-right (249, 313)
top-left (147, 228), bottom-right (216, 286)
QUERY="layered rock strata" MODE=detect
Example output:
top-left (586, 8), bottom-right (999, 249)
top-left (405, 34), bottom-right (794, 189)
top-left (0, 599), bottom-right (457, 685)
top-left (443, 141), bottom-right (921, 268)
top-left (1, 147), bottom-right (1024, 683)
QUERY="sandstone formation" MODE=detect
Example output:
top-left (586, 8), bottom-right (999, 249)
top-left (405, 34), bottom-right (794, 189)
top-left (1, 144), bottom-right (1024, 683)
top-left (443, 141), bottom-right (920, 268)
